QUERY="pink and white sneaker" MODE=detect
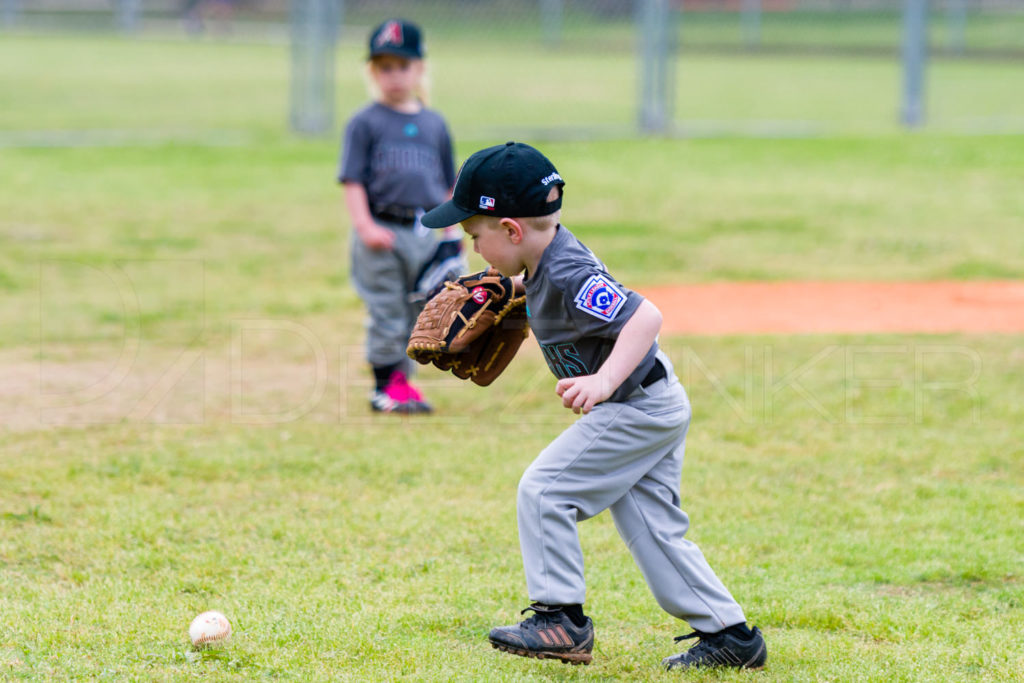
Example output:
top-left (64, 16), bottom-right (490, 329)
top-left (370, 370), bottom-right (432, 414)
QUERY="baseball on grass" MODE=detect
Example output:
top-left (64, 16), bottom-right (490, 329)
top-left (189, 610), bottom-right (232, 647)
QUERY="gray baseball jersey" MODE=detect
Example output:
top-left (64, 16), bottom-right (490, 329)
top-left (338, 102), bottom-right (456, 368)
top-left (523, 224), bottom-right (658, 402)
top-left (338, 102), bottom-right (455, 212)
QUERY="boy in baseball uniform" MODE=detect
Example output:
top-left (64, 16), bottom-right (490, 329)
top-left (421, 142), bottom-right (767, 670)
top-left (339, 19), bottom-right (458, 414)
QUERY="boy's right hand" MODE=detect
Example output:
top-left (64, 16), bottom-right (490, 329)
top-left (356, 222), bottom-right (395, 251)
top-left (556, 374), bottom-right (614, 415)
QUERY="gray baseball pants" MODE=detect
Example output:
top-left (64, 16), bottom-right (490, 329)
top-left (350, 220), bottom-right (436, 368)
top-left (517, 352), bottom-right (747, 633)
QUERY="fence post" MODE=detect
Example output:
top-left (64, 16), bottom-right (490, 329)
top-left (290, 0), bottom-right (341, 136)
top-left (116, 0), bottom-right (141, 34)
top-left (637, 0), bottom-right (674, 134)
top-left (741, 0), bottom-right (761, 50)
top-left (541, 0), bottom-right (563, 47)
top-left (900, 0), bottom-right (929, 129)
top-left (2, 0), bottom-right (20, 28)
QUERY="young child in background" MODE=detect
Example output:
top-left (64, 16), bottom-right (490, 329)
top-left (338, 19), bottom-right (458, 414)
top-left (421, 142), bottom-right (767, 671)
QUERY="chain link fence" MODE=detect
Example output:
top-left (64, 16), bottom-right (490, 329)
top-left (3, 0), bottom-right (1023, 138)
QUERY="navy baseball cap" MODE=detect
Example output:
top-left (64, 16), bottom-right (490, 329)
top-left (421, 142), bottom-right (565, 229)
top-left (368, 19), bottom-right (423, 60)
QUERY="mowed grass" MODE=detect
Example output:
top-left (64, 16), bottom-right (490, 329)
top-left (2, 337), bottom-right (1022, 680)
top-left (0, 32), bottom-right (1023, 681)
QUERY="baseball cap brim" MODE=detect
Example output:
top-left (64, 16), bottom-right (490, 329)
top-left (421, 199), bottom-right (476, 229)
top-left (368, 46), bottom-right (421, 60)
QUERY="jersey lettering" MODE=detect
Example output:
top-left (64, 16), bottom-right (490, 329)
top-left (541, 343), bottom-right (589, 379)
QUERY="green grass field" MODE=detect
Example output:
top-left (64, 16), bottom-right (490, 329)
top-left (1, 32), bottom-right (1023, 681)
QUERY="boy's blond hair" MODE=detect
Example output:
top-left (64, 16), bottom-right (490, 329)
top-left (472, 209), bottom-right (560, 233)
top-left (518, 186), bottom-right (562, 230)
top-left (519, 211), bottom-right (561, 232)
top-left (507, 186), bottom-right (562, 231)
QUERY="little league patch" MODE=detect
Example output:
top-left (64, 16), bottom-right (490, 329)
top-left (574, 274), bottom-right (626, 321)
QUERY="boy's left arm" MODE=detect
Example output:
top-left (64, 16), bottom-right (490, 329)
top-left (556, 299), bottom-right (663, 414)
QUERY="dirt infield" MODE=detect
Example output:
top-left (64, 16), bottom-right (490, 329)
top-left (638, 281), bottom-right (1024, 335)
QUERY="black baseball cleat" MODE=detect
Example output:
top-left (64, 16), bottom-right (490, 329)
top-left (662, 626), bottom-right (767, 671)
top-left (488, 603), bottom-right (594, 665)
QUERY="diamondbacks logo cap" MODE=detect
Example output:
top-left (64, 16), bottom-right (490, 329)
top-left (368, 19), bottom-right (423, 60)
top-left (421, 142), bottom-right (565, 229)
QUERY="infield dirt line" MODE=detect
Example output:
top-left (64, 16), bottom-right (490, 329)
top-left (639, 281), bottom-right (1024, 335)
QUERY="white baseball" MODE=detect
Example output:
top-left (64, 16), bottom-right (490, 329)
top-left (189, 610), bottom-right (232, 647)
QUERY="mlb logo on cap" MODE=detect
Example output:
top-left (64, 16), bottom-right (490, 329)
top-left (479, 196), bottom-right (496, 211)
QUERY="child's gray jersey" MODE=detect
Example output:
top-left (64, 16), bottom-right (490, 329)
top-left (338, 102), bottom-right (455, 212)
top-left (338, 102), bottom-right (455, 368)
top-left (524, 225), bottom-right (658, 403)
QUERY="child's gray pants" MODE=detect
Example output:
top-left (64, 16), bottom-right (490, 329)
top-left (349, 221), bottom-right (436, 368)
top-left (517, 351), bottom-right (747, 633)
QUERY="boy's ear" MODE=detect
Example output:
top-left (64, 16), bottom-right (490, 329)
top-left (499, 217), bottom-right (524, 245)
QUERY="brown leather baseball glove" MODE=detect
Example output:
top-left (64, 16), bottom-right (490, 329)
top-left (406, 268), bottom-right (529, 386)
